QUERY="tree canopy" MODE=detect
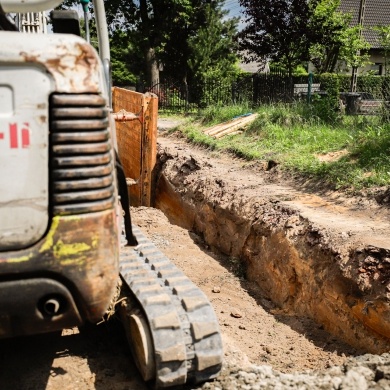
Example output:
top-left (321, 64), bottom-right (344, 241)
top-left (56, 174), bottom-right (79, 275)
top-left (142, 0), bottom-right (239, 86)
top-left (237, 0), bottom-right (370, 75)
top-left (60, 0), bottom-right (239, 86)
top-left (237, 0), bottom-right (315, 76)
top-left (374, 25), bottom-right (390, 75)
top-left (308, 0), bottom-right (370, 73)
top-left (102, 0), bottom-right (239, 86)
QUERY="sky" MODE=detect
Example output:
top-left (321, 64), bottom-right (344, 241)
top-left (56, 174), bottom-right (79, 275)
top-left (223, 0), bottom-right (245, 29)
top-left (223, 0), bottom-right (243, 18)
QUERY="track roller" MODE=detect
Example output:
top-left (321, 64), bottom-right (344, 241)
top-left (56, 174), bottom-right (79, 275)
top-left (120, 305), bottom-right (156, 382)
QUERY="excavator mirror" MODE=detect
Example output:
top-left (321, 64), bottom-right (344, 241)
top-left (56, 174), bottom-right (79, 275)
top-left (50, 10), bottom-right (81, 36)
top-left (0, 0), bottom-right (63, 12)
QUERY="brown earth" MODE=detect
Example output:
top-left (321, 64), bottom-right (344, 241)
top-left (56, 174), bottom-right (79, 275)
top-left (154, 131), bottom-right (390, 356)
top-left (131, 206), bottom-right (357, 374)
top-left (1, 127), bottom-right (389, 389)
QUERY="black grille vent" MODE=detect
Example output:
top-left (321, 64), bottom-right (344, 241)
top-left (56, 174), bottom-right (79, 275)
top-left (50, 94), bottom-right (115, 215)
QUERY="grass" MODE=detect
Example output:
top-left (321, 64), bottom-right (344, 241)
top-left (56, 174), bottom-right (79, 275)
top-left (165, 102), bottom-right (390, 191)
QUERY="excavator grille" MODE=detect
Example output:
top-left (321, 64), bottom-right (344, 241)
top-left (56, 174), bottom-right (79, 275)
top-left (50, 94), bottom-right (115, 215)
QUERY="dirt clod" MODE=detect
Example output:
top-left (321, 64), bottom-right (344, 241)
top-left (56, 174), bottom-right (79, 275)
top-left (230, 310), bottom-right (243, 319)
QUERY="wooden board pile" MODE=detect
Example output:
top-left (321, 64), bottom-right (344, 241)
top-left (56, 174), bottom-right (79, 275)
top-left (203, 113), bottom-right (258, 139)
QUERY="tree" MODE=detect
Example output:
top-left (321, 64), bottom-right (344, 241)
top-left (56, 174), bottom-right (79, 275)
top-left (160, 1), bottom-right (239, 85)
top-left (308, 0), bottom-right (370, 73)
top-left (373, 25), bottom-right (390, 75)
top-left (187, 2), bottom-right (239, 83)
top-left (105, 0), bottom-right (238, 86)
top-left (102, 0), bottom-right (190, 86)
top-left (238, 0), bottom-right (369, 76)
top-left (110, 30), bottom-right (143, 86)
top-left (237, 0), bottom-right (316, 76)
top-left (60, 0), bottom-right (238, 87)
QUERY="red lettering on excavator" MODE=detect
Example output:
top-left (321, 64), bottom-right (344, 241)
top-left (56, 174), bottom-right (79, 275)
top-left (22, 123), bottom-right (30, 148)
top-left (7, 123), bottom-right (30, 149)
top-left (9, 123), bottom-right (18, 148)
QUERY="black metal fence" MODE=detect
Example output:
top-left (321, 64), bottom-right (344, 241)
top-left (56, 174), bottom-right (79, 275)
top-left (136, 71), bottom-right (390, 114)
top-left (144, 81), bottom-right (194, 111)
top-left (138, 72), bottom-right (311, 111)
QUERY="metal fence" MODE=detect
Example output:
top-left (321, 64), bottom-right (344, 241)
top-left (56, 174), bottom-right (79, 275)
top-left (136, 72), bottom-right (390, 116)
top-left (139, 73), bottom-right (309, 110)
top-left (144, 81), bottom-right (195, 111)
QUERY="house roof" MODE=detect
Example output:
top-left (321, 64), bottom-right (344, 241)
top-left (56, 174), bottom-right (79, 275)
top-left (238, 60), bottom-right (269, 73)
top-left (339, 0), bottom-right (390, 49)
top-left (238, 50), bottom-right (270, 73)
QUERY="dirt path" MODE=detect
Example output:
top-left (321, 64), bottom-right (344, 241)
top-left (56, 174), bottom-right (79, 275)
top-left (0, 321), bottom-right (147, 390)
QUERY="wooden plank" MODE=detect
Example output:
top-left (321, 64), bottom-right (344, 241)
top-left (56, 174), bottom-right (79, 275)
top-left (112, 87), bottom-right (144, 207)
top-left (112, 87), bottom-right (158, 207)
top-left (205, 114), bottom-right (257, 135)
top-left (214, 130), bottom-right (243, 139)
top-left (141, 93), bottom-right (158, 207)
top-left (204, 114), bottom-right (258, 138)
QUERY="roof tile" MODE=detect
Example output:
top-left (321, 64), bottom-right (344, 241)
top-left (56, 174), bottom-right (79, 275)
top-left (339, 0), bottom-right (390, 48)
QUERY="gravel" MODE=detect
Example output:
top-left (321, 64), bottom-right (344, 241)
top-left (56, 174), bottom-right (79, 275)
top-left (195, 354), bottom-right (390, 389)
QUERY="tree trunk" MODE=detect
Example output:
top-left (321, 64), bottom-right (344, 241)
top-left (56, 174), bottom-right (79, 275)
top-left (181, 74), bottom-right (189, 107)
top-left (139, 0), bottom-right (159, 87)
top-left (145, 47), bottom-right (159, 87)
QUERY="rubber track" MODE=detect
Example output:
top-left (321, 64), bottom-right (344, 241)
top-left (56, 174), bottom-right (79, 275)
top-left (119, 225), bottom-right (223, 388)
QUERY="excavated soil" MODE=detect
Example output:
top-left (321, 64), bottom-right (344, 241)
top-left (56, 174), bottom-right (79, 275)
top-left (1, 126), bottom-right (390, 389)
top-left (154, 132), bottom-right (390, 355)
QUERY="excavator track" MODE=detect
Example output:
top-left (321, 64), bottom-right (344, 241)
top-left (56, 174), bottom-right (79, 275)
top-left (119, 225), bottom-right (223, 388)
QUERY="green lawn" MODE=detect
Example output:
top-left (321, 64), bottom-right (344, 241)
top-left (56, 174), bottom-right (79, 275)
top-left (163, 103), bottom-right (390, 191)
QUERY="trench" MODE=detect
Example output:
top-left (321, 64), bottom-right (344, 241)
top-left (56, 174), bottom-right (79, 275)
top-left (151, 136), bottom-right (390, 356)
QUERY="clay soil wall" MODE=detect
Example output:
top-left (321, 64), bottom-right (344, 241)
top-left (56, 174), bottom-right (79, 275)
top-left (154, 138), bottom-right (390, 354)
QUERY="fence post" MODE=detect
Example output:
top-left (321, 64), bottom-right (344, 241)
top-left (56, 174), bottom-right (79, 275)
top-left (183, 82), bottom-right (189, 112)
top-left (232, 81), bottom-right (236, 104)
top-left (307, 72), bottom-right (313, 104)
top-left (251, 75), bottom-right (255, 106)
